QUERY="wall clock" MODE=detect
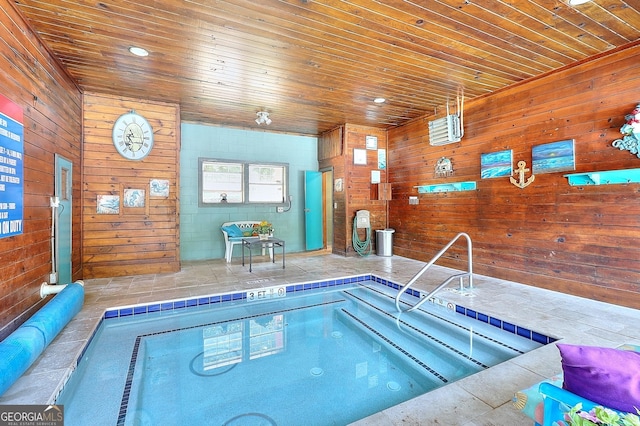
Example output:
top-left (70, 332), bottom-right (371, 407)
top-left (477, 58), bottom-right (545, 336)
top-left (112, 110), bottom-right (154, 160)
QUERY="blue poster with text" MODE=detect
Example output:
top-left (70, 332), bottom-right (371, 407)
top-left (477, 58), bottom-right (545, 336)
top-left (0, 109), bottom-right (24, 238)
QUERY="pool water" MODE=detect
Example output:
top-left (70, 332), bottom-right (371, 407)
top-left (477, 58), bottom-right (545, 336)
top-left (57, 277), bottom-right (550, 425)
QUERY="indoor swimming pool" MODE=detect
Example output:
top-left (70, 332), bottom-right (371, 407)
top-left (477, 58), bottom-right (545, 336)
top-left (56, 275), bottom-right (554, 425)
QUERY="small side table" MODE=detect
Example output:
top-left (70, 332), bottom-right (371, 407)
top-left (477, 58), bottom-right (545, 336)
top-left (242, 237), bottom-right (285, 272)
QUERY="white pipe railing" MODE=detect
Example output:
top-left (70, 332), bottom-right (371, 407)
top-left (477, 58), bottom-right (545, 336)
top-left (395, 232), bottom-right (473, 312)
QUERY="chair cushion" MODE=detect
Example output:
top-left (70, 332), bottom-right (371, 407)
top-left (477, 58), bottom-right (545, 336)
top-left (557, 343), bottom-right (640, 413)
top-left (221, 224), bottom-right (244, 237)
top-left (512, 374), bottom-right (563, 422)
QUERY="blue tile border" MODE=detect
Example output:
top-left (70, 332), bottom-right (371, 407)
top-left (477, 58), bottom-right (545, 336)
top-left (370, 274), bottom-right (557, 346)
top-left (101, 272), bottom-right (556, 347)
top-left (102, 274), bottom-right (371, 320)
top-left (449, 299), bottom-right (556, 345)
top-left (371, 275), bottom-right (558, 345)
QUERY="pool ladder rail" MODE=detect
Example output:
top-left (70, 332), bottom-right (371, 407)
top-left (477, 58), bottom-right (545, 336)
top-left (394, 232), bottom-right (473, 312)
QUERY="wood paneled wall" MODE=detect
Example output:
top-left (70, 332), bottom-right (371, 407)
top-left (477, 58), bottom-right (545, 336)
top-left (0, 2), bottom-right (82, 334)
top-left (388, 43), bottom-right (640, 309)
top-left (82, 93), bottom-right (180, 278)
top-left (320, 124), bottom-right (389, 256)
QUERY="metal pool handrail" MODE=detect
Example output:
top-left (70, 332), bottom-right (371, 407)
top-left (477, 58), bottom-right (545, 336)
top-left (394, 232), bottom-right (473, 312)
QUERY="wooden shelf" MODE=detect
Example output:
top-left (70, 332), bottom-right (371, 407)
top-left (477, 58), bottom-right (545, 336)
top-left (564, 168), bottom-right (640, 186)
top-left (414, 181), bottom-right (476, 193)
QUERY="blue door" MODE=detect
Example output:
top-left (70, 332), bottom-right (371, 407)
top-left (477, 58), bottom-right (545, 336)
top-left (304, 171), bottom-right (323, 250)
top-left (55, 155), bottom-right (72, 284)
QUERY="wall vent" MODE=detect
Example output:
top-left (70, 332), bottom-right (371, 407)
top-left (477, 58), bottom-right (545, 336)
top-left (428, 91), bottom-right (464, 146)
top-left (428, 114), bottom-right (462, 146)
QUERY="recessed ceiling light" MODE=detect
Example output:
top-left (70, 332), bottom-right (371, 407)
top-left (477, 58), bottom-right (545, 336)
top-left (128, 46), bottom-right (149, 57)
top-left (568, 0), bottom-right (591, 5)
top-left (373, 97), bottom-right (386, 104)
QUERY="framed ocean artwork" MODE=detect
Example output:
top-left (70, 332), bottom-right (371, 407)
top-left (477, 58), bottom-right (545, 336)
top-left (150, 179), bottom-right (170, 197)
top-left (481, 149), bottom-right (512, 179)
top-left (97, 195), bottom-right (119, 214)
top-left (532, 139), bottom-right (575, 174)
top-left (124, 189), bottom-right (146, 208)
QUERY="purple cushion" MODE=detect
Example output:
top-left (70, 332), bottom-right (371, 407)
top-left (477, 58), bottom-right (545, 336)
top-left (557, 343), bottom-right (640, 413)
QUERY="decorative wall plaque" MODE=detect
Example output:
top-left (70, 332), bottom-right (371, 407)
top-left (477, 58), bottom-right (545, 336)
top-left (435, 157), bottom-right (453, 177)
top-left (612, 103), bottom-right (640, 158)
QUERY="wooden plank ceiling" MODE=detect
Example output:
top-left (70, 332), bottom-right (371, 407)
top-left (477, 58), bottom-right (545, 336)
top-left (13, 0), bottom-right (640, 135)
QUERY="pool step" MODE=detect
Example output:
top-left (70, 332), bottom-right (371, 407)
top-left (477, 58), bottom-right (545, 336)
top-left (335, 307), bottom-right (483, 385)
top-left (346, 284), bottom-right (534, 355)
top-left (339, 287), bottom-right (526, 370)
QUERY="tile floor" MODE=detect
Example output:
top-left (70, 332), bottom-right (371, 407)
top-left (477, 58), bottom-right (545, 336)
top-left (2, 252), bottom-right (639, 425)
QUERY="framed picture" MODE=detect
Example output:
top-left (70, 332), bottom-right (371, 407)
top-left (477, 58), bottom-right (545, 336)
top-left (365, 135), bottom-right (378, 150)
top-left (481, 149), bottom-right (513, 179)
top-left (378, 149), bottom-right (386, 169)
top-left (150, 179), bottom-right (170, 197)
top-left (353, 148), bottom-right (367, 165)
top-left (97, 195), bottom-right (119, 214)
top-left (532, 139), bottom-right (576, 174)
top-left (124, 189), bottom-right (146, 208)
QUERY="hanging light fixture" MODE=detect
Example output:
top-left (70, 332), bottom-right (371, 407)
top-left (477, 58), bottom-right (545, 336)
top-left (255, 111), bottom-right (272, 125)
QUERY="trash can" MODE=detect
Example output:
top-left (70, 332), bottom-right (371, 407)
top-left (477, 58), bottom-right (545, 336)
top-left (376, 229), bottom-right (395, 257)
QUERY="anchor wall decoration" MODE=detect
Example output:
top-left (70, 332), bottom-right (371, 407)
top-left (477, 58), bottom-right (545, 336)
top-left (510, 160), bottom-right (535, 189)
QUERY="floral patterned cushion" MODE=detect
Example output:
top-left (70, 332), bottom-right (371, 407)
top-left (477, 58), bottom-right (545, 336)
top-left (513, 374), bottom-right (563, 423)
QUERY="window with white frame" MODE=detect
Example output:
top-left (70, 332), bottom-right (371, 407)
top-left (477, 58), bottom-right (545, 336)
top-left (199, 158), bottom-right (288, 206)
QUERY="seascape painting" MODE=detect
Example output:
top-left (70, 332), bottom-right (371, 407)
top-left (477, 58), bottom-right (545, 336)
top-left (481, 149), bottom-right (512, 179)
top-left (532, 139), bottom-right (575, 174)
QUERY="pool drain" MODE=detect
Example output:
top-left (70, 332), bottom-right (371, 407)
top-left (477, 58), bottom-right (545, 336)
top-left (387, 381), bottom-right (401, 391)
top-left (331, 331), bottom-right (343, 338)
top-left (310, 367), bottom-right (324, 376)
top-left (223, 412), bottom-right (277, 426)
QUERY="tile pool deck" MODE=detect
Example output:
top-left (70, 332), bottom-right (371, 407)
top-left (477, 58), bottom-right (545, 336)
top-left (2, 252), bottom-right (639, 425)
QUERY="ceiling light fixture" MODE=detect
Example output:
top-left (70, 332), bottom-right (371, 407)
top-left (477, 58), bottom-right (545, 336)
top-left (374, 97), bottom-right (386, 104)
top-left (255, 111), bottom-right (272, 125)
top-left (128, 46), bottom-right (149, 57)
top-left (568, 0), bottom-right (591, 5)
